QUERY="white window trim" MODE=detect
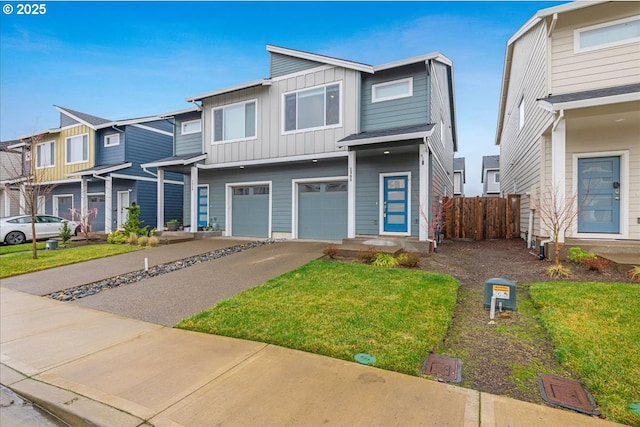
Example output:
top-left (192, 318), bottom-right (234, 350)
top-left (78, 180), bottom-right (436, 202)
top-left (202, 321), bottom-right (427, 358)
top-left (225, 180), bottom-right (272, 238)
top-left (571, 150), bottom-right (629, 239)
top-left (574, 15), bottom-right (640, 53)
top-left (281, 81), bottom-right (342, 135)
top-left (212, 99), bottom-right (258, 144)
top-left (372, 77), bottom-right (413, 103)
top-left (181, 119), bottom-right (202, 135)
top-left (379, 172), bottom-right (412, 237)
top-left (36, 140), bottom-right (55, 169)
top-left (291, 176), bottom-right (348, 239)
top-left (53, 194), bottom-right (74, 217)
top-left (104, 133), bottom-right (120, 147)
top-left (65, 133), bottom-right (89, 165)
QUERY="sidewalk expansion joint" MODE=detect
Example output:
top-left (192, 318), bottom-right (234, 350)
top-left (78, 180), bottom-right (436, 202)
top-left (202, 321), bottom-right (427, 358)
top-left (45, 240), bottom-right (282, 302)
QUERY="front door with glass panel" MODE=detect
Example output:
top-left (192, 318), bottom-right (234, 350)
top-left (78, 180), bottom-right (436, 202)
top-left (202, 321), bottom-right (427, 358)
top-left (578, 156), bottom-right (620, 234)
top-left (197, 185), bottom-right (209, 228)
top-left (382, 175), bottom-right (409, 233)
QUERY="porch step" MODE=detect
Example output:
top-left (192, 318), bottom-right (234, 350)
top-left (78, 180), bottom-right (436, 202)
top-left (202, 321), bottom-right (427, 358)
top-left (155, 230), bottom-right (222, 245)
top-left (338, 236), bottom-right (431, 258)
top-left (565, 240), bottom-right (640, 273)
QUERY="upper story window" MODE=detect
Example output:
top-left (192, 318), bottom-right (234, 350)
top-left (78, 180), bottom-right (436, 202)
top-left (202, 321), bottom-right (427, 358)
top-left (66, 134), bottom-right (88, 164)
top-left (575, 15), bottom-right (640, 53)
top-left (494, 172), bottom-right (501, 184)
top-left (372, 77), bottom-right (413, 103)
top-left (283, 83), bottom-right (340, 133)
top-left (104, 133), bottom-right (120, 147)
top-left (181, 119), bottom-right (202, 135)
top-left (518, 97), bottom-right (525, 131)
top-left (213, 100), bottom-right (256, 143)
top-left (36, 141), bottom-right (55, 169)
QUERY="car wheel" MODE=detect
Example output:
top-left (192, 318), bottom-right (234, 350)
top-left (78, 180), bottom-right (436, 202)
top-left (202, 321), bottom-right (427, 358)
top-left (74, 226), bottom-right (81, 236)
top-left (5, 231), bottom-right (26, 245)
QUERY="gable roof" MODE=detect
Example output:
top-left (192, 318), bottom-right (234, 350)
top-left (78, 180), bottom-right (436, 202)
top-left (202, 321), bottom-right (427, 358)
top-left (55, 105), bottom-right (111, 128)
top-left (494, 1), bottom-right (609, 145)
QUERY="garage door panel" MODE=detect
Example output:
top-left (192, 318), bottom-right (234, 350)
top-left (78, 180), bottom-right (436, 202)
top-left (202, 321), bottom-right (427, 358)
top-left (232, 186), bottom-right (269, 238)
top-left (298, 181), bottom-right (347, 240)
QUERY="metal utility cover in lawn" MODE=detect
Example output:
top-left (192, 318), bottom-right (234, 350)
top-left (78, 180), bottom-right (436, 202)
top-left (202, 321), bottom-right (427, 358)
top-left (483, 278), bottom-right (517, 310)
top-left (538, 374), bottom-right (600, 415)
top-left (421, 354), bottom-right (462, 383)
top-left (354, 353), bottom-right (376, 365)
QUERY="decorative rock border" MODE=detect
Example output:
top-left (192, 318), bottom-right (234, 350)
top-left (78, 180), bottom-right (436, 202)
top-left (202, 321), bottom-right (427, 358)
top-left (46, 240), bottom-right (278, 302)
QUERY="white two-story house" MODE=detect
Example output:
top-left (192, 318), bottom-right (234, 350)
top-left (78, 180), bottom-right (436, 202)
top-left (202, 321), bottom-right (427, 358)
top-left (146, 45), bottom-right (457, 242)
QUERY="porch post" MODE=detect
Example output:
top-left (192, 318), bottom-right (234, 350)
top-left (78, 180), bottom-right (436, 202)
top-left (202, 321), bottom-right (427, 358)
top-left (19, 183), bottom-right (26, 214)
top-left (104, 176), bottom-right (113, 233)
top-left (419, 143), bottom-right (429, 241)
top-left (156, 168), bottom-right (164, 230)
top-left (551, 112), bottom-right (566, 243)
top-left (190, 166), bottom-right (198, 231)
top-left (347, 151), bottom-right (356, 238)
top-left (3, 185), bottom-right (10, 216)
top-left (80, 177), bottom-right (87, 221)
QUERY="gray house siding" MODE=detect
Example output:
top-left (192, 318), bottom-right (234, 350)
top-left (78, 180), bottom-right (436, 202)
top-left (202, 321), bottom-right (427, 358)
top-left (270, 52), bottom-right (324, 78)
top-left (175, 112), bottom-right (203, 156)
top-left (196, 160), bottom-right (347, 234)
top-left (361, 63), bottom-right (430, 132)
top-left (355, 150), bottom-right (420, 237)
top-left (60, 113), bottom-right (79, 128)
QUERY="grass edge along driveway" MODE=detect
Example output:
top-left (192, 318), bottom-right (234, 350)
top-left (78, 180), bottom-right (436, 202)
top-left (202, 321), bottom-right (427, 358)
top-left (0, 244), bottom-right (142, 278)
top-left (530, 282), bottom-right (640, 426)
top-left (177, 259), bottom-right (458, 376)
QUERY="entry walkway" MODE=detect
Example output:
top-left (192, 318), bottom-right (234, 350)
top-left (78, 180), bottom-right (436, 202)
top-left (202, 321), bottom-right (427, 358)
top-left (0, 239), bottom-right (628, 427)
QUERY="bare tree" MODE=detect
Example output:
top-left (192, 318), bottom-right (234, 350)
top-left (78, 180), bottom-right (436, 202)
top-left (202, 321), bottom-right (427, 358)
top-left (531, 184), bottom-right (586, 266)
top-left (1, 134), bottom-right (58, 259)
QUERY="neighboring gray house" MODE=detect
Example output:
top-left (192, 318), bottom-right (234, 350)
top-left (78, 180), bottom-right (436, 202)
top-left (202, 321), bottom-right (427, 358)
top-left (481, 155), bottom-right (500, 196)
top-left (0, 140), bottom-right (25, 217)
top-left (146, 45), bottom-right (457, 241)
top-left (495, 1), bottom-right (640, 243)
top-left (453, 157), bottom-right (465, 196)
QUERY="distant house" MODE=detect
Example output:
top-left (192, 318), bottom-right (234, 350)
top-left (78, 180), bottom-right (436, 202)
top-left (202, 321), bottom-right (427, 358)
top-left (453, 157), bottom-right (465, 196)
top-left (481, 155), bottom-right (500, 197)
top-left (0, 140), bottom-right (26, 217)
top-left (495, 1), bottom-right (639, 243)
top-left (8, 106), bottom-right (182, 234)
top-left (145, 44), bottom-right (458, 241)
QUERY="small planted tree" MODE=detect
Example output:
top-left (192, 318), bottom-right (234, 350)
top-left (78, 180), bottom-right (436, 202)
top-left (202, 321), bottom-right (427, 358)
top-left (70, 207), bottom-right (99, 242)
top-left (123, 202), bottom-right (148, 237)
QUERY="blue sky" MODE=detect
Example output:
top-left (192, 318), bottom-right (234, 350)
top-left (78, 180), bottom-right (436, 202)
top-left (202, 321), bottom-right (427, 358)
top-left (0, 1), bottom-right (565, 195)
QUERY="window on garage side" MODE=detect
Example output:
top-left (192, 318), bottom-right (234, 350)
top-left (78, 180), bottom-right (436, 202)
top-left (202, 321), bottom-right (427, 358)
top-left (253, 185), bottom-right (269, 195)
top-left (326, 182), bottom-right (347, 192)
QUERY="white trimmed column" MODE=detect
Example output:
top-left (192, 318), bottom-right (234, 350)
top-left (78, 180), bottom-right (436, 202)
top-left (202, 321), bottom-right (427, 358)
top-left (156, 168), bottom-right (164, 230)
top-left (190, 166), bottom-right (198, 230)
top-left (551, 113), bottom-right (566, 243)
top-left (347, 151), bottom-right (356, 238)
top-left (419, 144), bottom-right (429, 242)
top-left (80, 177), bottom-right (87, 221)
top-left (104, 176), bottom-right (113, 233)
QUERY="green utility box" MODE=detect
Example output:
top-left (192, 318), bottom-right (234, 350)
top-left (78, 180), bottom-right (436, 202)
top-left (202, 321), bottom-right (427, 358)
top-left (483, 278), bottom-right (517, 310)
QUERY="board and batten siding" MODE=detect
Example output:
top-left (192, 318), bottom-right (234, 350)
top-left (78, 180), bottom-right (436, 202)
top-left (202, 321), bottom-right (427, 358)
top-left (270, 52), bottom-right (324, 78)
top-left (355, 150), bottom-right (420, 237)
top-left (498, 22), bottom-right (553, 237)
top-left (361, 63), bottom-right (429, 132)
top-left (175, 112), bottom-right (203, 156)
top-left (196, 160), bottom-right (347, 234)
top-left (550, 2), bottom-right (640, 94)
top-left (39, 125), bottom-right (95, 182)
top-left (203, 66), bottom-right (357, 165)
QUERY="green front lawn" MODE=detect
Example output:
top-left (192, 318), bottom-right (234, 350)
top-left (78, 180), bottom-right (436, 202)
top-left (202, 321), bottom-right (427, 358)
top-left (0, 244), bottom-right (142, 278)
top-left (177, 260), bottom-right (459, 375)
top-left (530, 282), bottom-right (640, 426)
top-left (0, 242), bottom-right (46, 255)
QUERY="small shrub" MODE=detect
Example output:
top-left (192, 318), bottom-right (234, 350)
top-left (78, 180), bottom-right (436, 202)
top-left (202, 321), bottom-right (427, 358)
top-left (580, 256), bottom-right (609, 273)
top-left (127, 232), bottom-right (138, 245)
top-left (137, 235), bottom-right (149, 247)
top-left (59, 221), bottom-right (72, 247)
top-left (148, 236), bottom-right (160, 247)
top-left (568, 247), bottom-right (596, 263)
top-left (373, 253), bottom-right (399, 268)
top-left (545, 264), bottom-right (572, 278)
top-left (107, 230), bottom-right (128, 244)
top-left (396, 251), bottom-right (420, 268)
top-left (626, 266), bottom-right (640, 282)
top-left (358, 247), bottom-right (378, 264)
top-left (323, 244), bottom-right (339, 259)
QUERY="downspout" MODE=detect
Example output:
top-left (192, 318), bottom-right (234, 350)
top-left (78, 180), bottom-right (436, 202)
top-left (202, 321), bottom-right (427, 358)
top-left (552, 109), bottom-right (564, 132)
top-left (142, 167), bottom-right (157, 178)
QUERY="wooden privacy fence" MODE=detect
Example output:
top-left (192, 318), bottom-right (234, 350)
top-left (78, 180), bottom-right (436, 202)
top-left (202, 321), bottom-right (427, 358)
top-left (441, 195), bottom-right (521, 240)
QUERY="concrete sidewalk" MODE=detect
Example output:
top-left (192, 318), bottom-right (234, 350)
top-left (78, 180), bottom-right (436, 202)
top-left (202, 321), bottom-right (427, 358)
top-left (1, 287), bottom-right (626, 427)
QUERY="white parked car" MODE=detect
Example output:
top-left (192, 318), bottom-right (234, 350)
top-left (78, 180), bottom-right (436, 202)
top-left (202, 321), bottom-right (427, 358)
top-left (0, 215), bottom-right (81, 245)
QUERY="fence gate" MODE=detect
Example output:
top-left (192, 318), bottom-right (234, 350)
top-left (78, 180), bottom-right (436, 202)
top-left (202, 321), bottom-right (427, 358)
top-left (441, 195), bottom-right (520, 240)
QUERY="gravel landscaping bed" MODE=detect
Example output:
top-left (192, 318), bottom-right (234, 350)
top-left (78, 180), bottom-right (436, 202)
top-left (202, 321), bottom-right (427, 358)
top-left (46, 240), bottom-right (276, 302)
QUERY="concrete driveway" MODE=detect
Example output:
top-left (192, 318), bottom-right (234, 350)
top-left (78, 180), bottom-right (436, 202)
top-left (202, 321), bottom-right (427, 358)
top-left (70, 240), bottom-right (326, 326)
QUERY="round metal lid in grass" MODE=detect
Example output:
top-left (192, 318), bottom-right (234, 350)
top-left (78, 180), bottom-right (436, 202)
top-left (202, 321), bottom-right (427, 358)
top-left (354, 353), bottom-right (376, 365)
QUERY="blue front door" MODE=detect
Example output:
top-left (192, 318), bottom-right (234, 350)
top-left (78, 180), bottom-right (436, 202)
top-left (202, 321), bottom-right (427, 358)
top-left (197, 185), bottom-right (208, 228)
top-left (578, 156), bottom-right (620, 234)
top-left (383, 175), bottom-right (409, 233)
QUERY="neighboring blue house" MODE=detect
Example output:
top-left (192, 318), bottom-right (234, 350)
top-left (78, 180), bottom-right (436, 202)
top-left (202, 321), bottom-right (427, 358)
top-left (481, 155), bottom-right (500, 197)
top-left (14, 106), bottom-right (183, 233)
top-left (145, 45), bottom-right (457, 241)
